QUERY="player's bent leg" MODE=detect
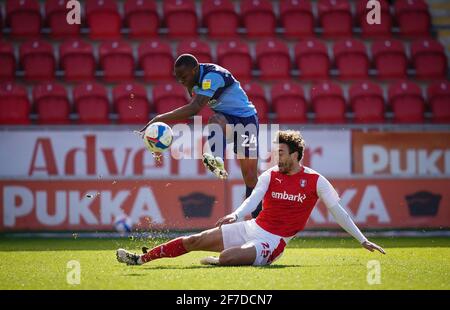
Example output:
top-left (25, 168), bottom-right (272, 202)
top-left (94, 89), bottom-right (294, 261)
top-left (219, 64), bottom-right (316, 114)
top-left (239, 158), bottom-right (262, 218)
top-left (182, 227), bottom-right (224, 252)
top-left (203, 113), bottom-right (229, 179)
top-left (218, 244), bottom-right (257, 266)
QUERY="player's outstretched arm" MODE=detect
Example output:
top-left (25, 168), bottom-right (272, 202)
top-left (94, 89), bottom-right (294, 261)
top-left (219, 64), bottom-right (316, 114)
top-left (138, 94), bottom-right (210, 132)
top-left (328, 203), bottom-right (386, 255)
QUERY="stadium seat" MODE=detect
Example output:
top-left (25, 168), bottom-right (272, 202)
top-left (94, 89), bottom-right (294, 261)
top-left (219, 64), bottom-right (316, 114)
top-left (0, 41), bottom-right (16, 81)
top-left (6, 0), bottom-right (41, 38)
top-left (60, 39), bottom-right (96, 81)
top-left (411, 39), bottom-right (447, 79)
top-left (138, 40), bottom-right (173, 81)
top-left (372, 39), bottom-right (407, 79)
top-left (318, 0), bottom-right (352, 38)
top-left (99, 41), bottom-right (134, 82)
top-left (295, 39), bottom-right (330, 80)
top-left (333, 39), bottom-right (369, 79)
top-left (33, 82), bottom-right (70, 124)
top-left (45, 0), bottom-right (81, 38)
top-left (255, 39), bottom-right (291, 80)
top-left (217, 40), bottom-right (252, 81)
top-left (20, 40), bottom-right (55, 81)
top-left (310, 81), bottom-right (346, 123)
top-left (153, 83), bottom-right (188, 123)
top-left (113, 83), bottom-right (150, 124)
top-left (241, 82), bottom-right (268, 123)
top-left (124, 0), bottom-right (159, 38)
top-left (349, 81), bottom-right (385, 123)
top-left (177, 39), bottom-right (213, 63)
top-left (241, 0), bottom-right (276, 38)
top-left (280, 0), bottom-right (314, 38)
top-left (163, 0), bottom-right (197, 37)
top-left (202, 0), bottom-right (239, 38)
top-left (357, 0), bottom-right (392, 38)
top-left (73, 82), bottom-right (110, 124)
top-left (86, 0), bottom-right (121, 39)
top-left (271, 81), bottom-right (307, 123)
top-left (427, 81), bottom-right (450, 123)
top-left (197, 101), bottom-right (214, 123)
top-left (395, 0), bottom-right (430, 37)
top-left (388, 81), bottom-right (425, 123)
top-left (0, 82), bottom-right (30, 124)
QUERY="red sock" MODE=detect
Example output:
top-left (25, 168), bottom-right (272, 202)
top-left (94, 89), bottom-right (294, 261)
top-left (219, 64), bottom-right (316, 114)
top-left (141, 238), bottom-right (188, 263)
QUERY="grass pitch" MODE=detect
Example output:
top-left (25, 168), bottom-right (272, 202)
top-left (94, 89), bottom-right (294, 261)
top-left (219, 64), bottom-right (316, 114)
top-left (0, 236), bottom-right (449, 290)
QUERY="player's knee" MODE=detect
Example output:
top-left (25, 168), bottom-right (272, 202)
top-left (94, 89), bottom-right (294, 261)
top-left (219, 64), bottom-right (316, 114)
top-left (218, 250), bottom-right (236, 266)
top-left (182, 234), bottom-right (203, 251)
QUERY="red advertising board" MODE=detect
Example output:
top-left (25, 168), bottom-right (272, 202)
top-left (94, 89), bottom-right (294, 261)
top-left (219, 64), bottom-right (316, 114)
top-left (0, 180), bottom-right (226, 231)
top-left (1, 178), bottom-right (449, 231)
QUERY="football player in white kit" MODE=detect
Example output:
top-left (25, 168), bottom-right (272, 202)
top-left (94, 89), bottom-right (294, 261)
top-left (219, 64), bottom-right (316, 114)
top-left (117, 130), bottom-right (385, 266)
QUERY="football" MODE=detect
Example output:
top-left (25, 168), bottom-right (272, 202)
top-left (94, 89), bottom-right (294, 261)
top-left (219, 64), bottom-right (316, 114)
top-left (143, 122), bottom-right (173, 153)
top-left (113, 215), bottom-right (132, 233)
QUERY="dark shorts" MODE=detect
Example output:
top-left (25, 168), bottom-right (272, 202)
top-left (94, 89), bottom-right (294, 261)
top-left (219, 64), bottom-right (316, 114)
top-left (220, 112), bottom-right (259, 159)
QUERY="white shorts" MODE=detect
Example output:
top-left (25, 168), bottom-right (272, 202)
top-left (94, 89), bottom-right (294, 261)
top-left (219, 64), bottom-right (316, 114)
top-left (221, 219), bottom-right (291, 266)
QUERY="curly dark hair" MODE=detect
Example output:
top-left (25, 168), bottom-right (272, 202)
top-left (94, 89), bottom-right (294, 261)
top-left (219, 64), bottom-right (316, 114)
top-left (276, 130), bottom-right (306, 162)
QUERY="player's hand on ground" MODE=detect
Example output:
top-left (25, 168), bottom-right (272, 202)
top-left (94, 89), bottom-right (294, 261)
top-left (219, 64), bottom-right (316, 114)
top-left (362, 240), bottom-right (386, 254)
top-left (215, 214), bottom-right (237, 227)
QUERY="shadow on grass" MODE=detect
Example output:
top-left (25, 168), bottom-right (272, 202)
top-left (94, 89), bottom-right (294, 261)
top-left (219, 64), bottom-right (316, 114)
top-left (117, 263), bottom-right (363, 272)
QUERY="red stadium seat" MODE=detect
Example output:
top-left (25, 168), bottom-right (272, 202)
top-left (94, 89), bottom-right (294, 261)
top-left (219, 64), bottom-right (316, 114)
top-left (357, 0), bottom-right (392, 38)
top-left (372, 39), bottom-right (407, 79)
top-left (33, 82), bottom-right (70, 124)
top-left (0, 82), bottom-right (30, 124)
top-left (241, 82), bottom-right (268, 123)
top-left (318, 0), bottom-right (352, 38)
top-left (388, 81), bottom-right (424, 123)
top-left (395, 0), bottom-right (430, 37)
top-left (6, 0), bottom-right (41, 38)
top-left (20, 40), bottom-right (55, 81)
top-left (113, 83), bottom-right (150, 124)
top-left (99, 41), bottom-right (134, 82)
top-left (124, 0), bottom-right (159, 38)
top-left (217, 40), bottom-right (252, 81)
top-left (163, 0), bottom-right (197, 37)
top-left (138, 40), bottom-right (173, 81)
top-left (427, 81), bottom-right (450, 123)
top-left (241, 0), bottom-right (276, 38)
top-left (73, 82), bottom-right (110, 124)
top-left (86, 0), bottom-right (121, 39)
top-left (60, 39), bottom-right (96, 81)
top-left (271, 81), bottom-right (307, 123)
top-left (45, 0), bottom-right (81, 38)
top-left (255, 39), bottom-right (291, 80)
top-left (0, 41), bottom-right (16, 81)
top-left (280, 0), bottom-right (314, 38)
top-left (153, 83), bottom-right (188, 123)
top-left (295, 39), bottom-right (330, 80)
top-left (202, 0), bottom-right (238, 38)
top-left (177, 39), bottom-right (213, 63)
top-left (349, 81), bottom-right (385, 123)
top-left (411, 39), bottom-right (447, 79)
top-left (310, 81), bottom-right (346, 123)
top-left (333, 39), bottom-right (369, 79)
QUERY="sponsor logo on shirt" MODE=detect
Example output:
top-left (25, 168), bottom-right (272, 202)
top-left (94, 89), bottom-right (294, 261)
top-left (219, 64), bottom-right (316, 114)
top-left (202, 79), bottom-right (211, 90)
top-left (271, 191), bottom-right (307, 203)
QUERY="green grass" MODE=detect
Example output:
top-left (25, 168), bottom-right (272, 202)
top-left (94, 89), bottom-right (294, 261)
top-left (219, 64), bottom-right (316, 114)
top-left (0, 237), bottom-right (449, 290)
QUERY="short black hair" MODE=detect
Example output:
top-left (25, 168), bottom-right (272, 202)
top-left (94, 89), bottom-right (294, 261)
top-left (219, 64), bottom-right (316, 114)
top-left (277, 130), bottom-right (305, 162)
top-left (174, 54), bottom-right (199, 69)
